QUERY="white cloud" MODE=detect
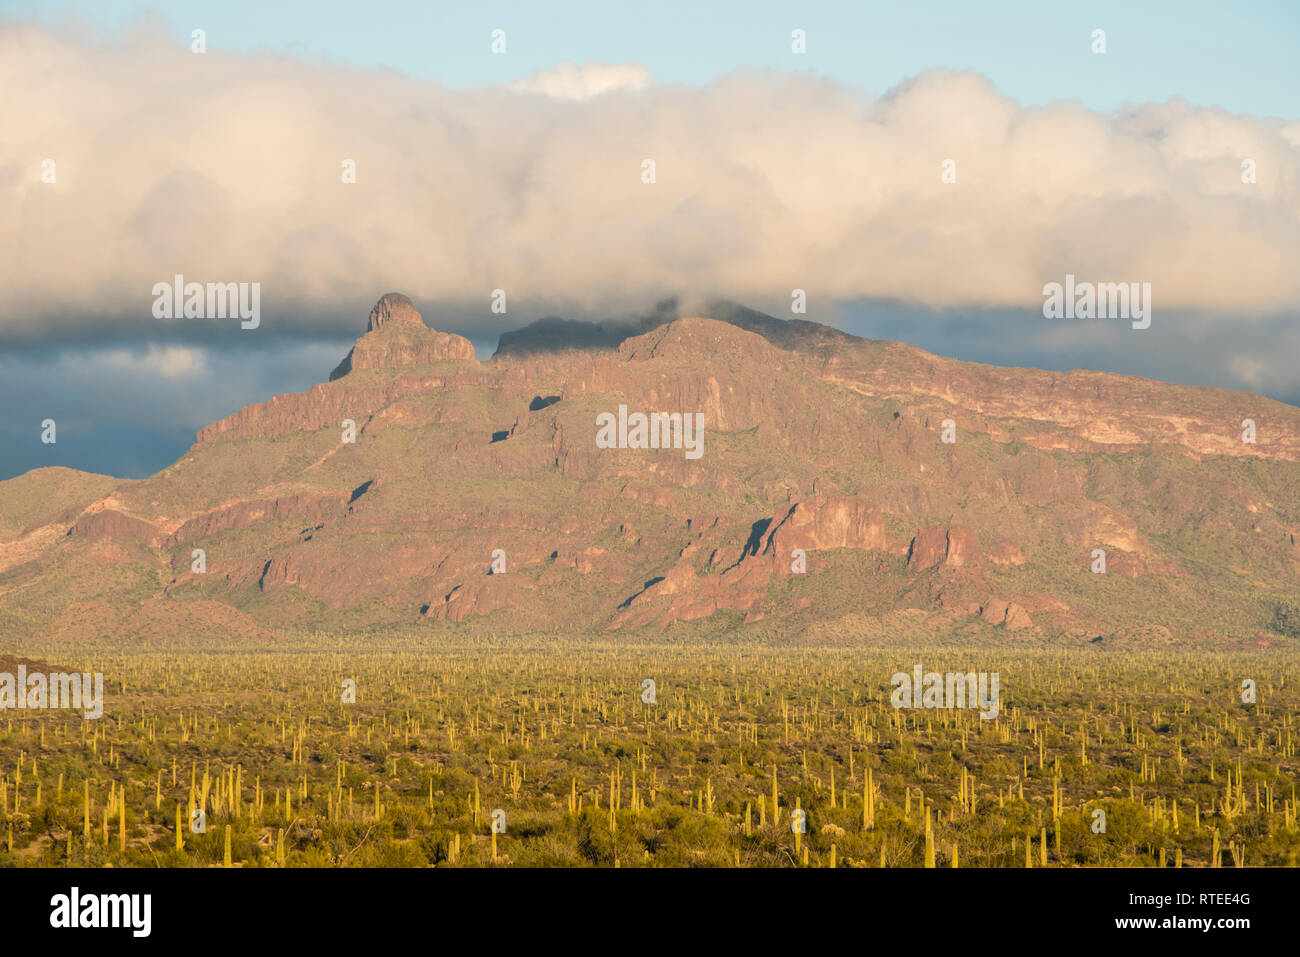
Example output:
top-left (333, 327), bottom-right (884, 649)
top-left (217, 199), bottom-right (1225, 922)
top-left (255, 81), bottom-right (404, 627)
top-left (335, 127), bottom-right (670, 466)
top-left (1227, 354), bottom-right (1275, 391)
top-left (98, 345), bottom-right (207, 380)
top-left (2, 21), bottom-right (1297, 339)
top-left (507, 61), bottom-right (650, 101)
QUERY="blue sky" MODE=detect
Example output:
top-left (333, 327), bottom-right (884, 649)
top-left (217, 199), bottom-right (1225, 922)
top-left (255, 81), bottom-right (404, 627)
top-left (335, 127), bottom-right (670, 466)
top-left (10, 0), bottom-right (1300, 118)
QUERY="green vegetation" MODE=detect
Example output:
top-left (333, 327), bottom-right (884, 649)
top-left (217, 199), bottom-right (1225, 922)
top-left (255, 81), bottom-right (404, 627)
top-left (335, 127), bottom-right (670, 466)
top-left (0, 638), bottom-right (1296, 868)
top-left (1271, 601), bottom-right (1300, 640)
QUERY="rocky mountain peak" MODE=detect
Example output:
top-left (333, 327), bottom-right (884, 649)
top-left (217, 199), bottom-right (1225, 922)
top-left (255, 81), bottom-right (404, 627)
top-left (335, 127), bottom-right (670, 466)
top-left (367, 293), bottom-right (425, 332)
top-left (330, 294), bottom-right (476, 381)
top-left (619, 316), bottom-right (779, 363)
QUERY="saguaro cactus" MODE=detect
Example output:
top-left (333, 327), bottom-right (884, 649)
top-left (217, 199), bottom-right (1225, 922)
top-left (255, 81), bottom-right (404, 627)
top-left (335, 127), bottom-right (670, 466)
top-left (924, 807), bottom-right (935, 868)
top-left (863, 767), bottom-right (875, 830)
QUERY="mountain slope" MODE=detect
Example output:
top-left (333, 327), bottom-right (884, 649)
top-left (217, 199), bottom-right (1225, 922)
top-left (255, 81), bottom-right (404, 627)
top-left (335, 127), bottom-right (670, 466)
top-left (1, 294), bottom-right (1296, 646)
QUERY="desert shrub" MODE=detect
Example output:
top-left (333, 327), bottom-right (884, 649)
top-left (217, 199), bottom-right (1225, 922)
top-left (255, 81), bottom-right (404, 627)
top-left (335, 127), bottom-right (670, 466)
top-left (1271, 601), bottom-right (1300, 638)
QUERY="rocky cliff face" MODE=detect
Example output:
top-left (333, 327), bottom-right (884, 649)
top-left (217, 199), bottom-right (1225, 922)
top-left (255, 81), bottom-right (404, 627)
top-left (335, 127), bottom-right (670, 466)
top-left (1, 294), bottom-right (1296, 646)
top-left (327, 292), bottom-right (476, 382)
top-left (366, 292), bottom-right (423, 332)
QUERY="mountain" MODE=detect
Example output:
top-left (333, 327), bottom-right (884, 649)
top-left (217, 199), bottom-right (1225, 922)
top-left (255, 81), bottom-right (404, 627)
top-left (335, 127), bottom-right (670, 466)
top-left (1, 294), bottom-right (1297, 646)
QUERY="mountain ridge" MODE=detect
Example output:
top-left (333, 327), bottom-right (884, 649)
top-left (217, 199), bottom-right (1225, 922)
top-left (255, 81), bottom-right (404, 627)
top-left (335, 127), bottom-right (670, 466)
top-left (1, 295), bottom-right (1296, 647)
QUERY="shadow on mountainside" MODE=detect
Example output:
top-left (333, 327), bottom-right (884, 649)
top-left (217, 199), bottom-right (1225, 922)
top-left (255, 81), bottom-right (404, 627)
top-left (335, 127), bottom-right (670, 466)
top-left (492, 298), bottom-right (861, 359)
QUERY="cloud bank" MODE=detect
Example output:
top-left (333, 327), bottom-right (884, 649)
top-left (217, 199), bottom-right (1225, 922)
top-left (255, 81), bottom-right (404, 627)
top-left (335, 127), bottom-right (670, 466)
top-left (2, 19), bottom-right (1299, 342)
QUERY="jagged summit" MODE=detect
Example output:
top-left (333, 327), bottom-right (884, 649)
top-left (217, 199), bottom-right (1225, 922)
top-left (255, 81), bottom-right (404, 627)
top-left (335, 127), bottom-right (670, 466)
top-left (367, 292), bottom-right (424, 332)
top-left (330, 293), bottom-right (476, 381)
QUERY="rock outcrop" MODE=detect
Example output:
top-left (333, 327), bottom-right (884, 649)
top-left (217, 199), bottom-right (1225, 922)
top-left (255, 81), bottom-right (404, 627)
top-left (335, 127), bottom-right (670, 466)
top-left (329, 293), bottom-right (476, 380)
top-left (366, 292), bottom-right (424, 332)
